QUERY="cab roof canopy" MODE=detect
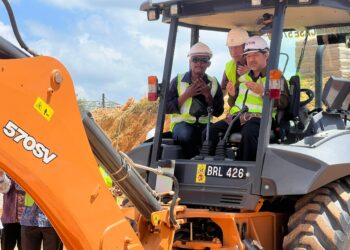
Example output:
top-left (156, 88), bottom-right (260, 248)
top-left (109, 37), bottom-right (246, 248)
top-left (141, 0), bottom-right (350, 32)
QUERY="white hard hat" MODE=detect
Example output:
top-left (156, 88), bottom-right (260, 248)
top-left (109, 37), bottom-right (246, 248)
top-left (188, 42), bottom-right (213, 58)
top-left (226, 27), bottom-right (249, 47)
top-left (243, 36), bottom-right (269, 55)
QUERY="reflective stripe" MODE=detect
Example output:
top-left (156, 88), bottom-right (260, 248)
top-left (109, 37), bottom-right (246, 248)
top-left (225, 60), bottom-right (237, 83)
top-left (230, 73), bottom-right (265, 115)
top-left (170, 114), bottom-right (196, 123)
top-left (177, 74), bottom-right (192, 114)
top-left (198, 116), bottom-right (209, 123)
top-left (170, 74), bottom-right (218, 131)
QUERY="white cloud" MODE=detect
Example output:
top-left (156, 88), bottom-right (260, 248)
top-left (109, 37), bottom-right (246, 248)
top-left (9, 1), bottom-right (232, 104)
top-left (38, 0), bottom-right (97, 10)
top-left (24, 20), bottom-right (57, 39)
top-left (0, 21), bottom-right (19, 45)
top-left (139, 36), bottom-right (166, 51)
top-left (38, 0), bottom-right (137, 10)
top-left (77, 15), bottom-right (111, 35)
top-left (74, 84), bottom-right (90, 99)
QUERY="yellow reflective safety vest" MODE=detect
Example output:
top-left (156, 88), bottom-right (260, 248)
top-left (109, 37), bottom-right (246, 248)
top-left (225, 60), bottom-right (237, 84)
top-left (99, 166), bottom-right (113, 188)
top-left (230, 73), bottom-right (265, 115)
top-left (24, 193), bottom-right (35, 207)
top-left (99, 166), bottom-right (119, 204)
top-left (170, 74), bottom-right (219, 131)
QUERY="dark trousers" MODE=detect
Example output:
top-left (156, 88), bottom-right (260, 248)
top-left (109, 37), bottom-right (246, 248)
top-left (1, 223), bottom-right (21, 250)
top-left (21, 226), bottom-right (63, 250)
top-left (172, 122), bottom-right (206, 159)
top-left (203, 117), bottom-right (261, 161)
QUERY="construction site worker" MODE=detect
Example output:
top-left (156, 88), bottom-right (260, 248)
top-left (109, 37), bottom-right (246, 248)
top-left (0, 170), bottom-right (11, 194)
top-left (99, 166), bottom-right (113, 188)
top-left (205, 36), bottom-right (289, 161)
top-left (1, 176), bottom-right (24, 250)
top-left (20, 194), bottom-right (63, 250)
top-left (221, 27), bottom-right (250, 107)
top-left (0, 170), bottom-right (11, 236)
top-left (166, 42), bottom-right (224, 159)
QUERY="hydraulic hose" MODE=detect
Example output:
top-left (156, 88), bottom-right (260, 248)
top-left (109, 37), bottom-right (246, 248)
top-left (124, 157), bottom-right (179, 228)
top-left (2, 0), bottom-right (38, 56)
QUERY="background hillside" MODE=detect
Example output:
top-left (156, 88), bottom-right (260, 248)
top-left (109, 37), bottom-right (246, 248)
top-left (92, 98), bottom-right (169, 152)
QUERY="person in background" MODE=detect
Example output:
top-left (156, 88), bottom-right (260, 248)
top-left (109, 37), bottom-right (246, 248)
top-left (20, 193), bottom-right (63, 250)
top-left (1, 172), bottom-right (24, 250)
top-left (0, 170), bottom-right (11, 240)
top-left (0, 169), bottom-right (11, 194)
top-left (166, 42), bottom-right (224, 158)
top-left (221, 27), bottom-right (250, 106)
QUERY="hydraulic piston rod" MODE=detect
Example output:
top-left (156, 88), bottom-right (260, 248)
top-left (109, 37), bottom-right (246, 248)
top-left (82, 112), bottom-right (161, 220)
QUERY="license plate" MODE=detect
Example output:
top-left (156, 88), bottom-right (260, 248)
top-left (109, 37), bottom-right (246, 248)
top-left (205, 165), bottom-right (247, 179)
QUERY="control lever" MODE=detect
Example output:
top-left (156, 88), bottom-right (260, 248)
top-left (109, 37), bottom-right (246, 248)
top-left (215, 106), bottom-right (249, 158)
top-left (197, 106), bottom-right (213, 158)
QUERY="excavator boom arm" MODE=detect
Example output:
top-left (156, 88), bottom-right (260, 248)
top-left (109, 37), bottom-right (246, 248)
top-left (0, 56), bottom-right (143, 249)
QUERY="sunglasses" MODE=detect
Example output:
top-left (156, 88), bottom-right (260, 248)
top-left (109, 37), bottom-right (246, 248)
top-left (191, 57), bottom-right (210, 64)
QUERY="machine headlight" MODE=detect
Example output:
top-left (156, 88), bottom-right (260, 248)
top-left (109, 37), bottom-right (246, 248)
top-left (251, 0), bottom-right (262, 6)
top-left (298, 0), bottom-right (312, 4)
top-left (147, 8), bottom-right (160, 21)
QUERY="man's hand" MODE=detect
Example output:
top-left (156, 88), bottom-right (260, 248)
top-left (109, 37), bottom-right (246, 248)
top-left (184, 80), bottom-right (202, 98)
top-left (237, 64), bottom-right (249, 76)
top-left (225, 113), bottom-right (233, 124)
top-left (194, 79), bottom-right (213, 105)
top-left (245, 81), bottom-right (264, 96)
top-left (198, 81), bottom-right (211, 99)
top-left (178, 78), bottom-right (207, 108)
top-left (226, 81), bottom-right (235, 96)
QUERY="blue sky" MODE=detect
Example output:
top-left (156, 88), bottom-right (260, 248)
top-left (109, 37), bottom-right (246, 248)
top-left (0, 0), bottom-right (295, 104)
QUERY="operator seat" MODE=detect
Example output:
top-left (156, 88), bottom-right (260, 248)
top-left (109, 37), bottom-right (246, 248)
top-left (274, 75), bottom-right (301, 141)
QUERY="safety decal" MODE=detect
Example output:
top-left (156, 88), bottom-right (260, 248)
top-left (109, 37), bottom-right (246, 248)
top-left (3, 120), bottom-right (57, 164)
top-left (151, 214), bottom-right (160, 226)
top-left (195, 164), bottom-right (206, 183)
top-left (33, 97), bottom-right (54, 121)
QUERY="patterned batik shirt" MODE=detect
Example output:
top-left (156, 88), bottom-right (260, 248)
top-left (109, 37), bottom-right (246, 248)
top-left (20, 203), bottom-right (52, 228)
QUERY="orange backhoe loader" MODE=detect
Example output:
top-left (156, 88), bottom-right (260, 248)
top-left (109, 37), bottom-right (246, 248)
top-left (0, 0), bottom-right (349, 249)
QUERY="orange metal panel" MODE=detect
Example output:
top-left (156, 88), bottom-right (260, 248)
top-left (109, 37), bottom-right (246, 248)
top-left (0, 57), bottom-right (142, 249)
top-left (176, 208), bottom-right (286, 249)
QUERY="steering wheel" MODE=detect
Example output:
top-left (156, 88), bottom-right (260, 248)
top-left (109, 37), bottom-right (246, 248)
top-left (299, 88), bottom-right (314, 107)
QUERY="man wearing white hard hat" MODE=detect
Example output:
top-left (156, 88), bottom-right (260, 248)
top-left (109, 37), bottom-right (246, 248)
top-left (166, 42), bottom-right (224, 159)
top-left (222, 27), bottom-right (250, 107)
top-left (206, 36), bottom-right (289, 161)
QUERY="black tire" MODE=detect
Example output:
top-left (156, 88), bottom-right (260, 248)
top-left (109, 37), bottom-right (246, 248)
top-left (283, 177), bottom-right (350, 250)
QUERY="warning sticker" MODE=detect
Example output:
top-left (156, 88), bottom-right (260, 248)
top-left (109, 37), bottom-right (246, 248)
top-left (196, 164), bottom-right (206, 183)
top-left (33, 97), bottom-right (54, 121)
